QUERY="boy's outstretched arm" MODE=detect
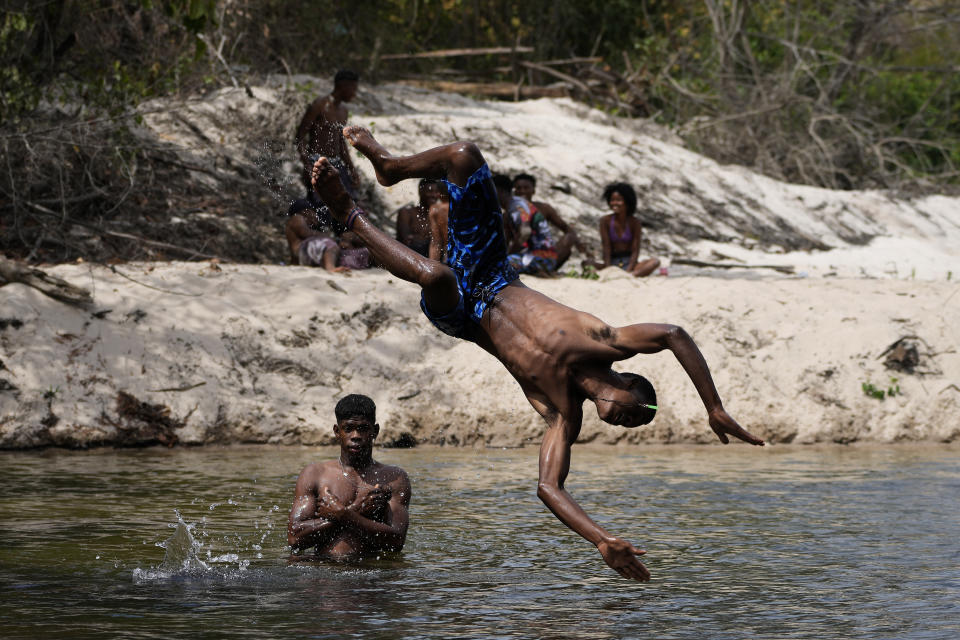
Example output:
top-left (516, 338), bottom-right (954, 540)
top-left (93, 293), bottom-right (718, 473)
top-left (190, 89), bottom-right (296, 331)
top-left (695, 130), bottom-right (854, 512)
top-left (534, 402), bottom-right (650, 581)
top-left (612, 323), bottom-right (765, 446)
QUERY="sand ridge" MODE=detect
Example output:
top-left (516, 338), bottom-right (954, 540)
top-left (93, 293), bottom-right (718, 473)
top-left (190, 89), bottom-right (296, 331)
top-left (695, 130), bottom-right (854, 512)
top-left (1, 263), bottom-right (957, 448)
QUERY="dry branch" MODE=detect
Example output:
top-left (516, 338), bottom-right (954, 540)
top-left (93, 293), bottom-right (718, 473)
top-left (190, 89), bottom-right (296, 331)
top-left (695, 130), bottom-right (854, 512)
top-left (0, 255), bottom-right (93, 306)
top-left (381, 46), bottom-right (534, 60)
top-left (397, 79), bottom-right (569, 98)
top-left (672, 257), bottom-right (795, 274)
top-left (518, 61), bottom-right (593, 95)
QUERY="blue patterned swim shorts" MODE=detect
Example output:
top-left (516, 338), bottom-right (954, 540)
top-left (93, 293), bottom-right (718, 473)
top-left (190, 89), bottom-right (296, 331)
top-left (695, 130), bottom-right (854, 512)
top-left (419, 163), bottom-right (518, 341)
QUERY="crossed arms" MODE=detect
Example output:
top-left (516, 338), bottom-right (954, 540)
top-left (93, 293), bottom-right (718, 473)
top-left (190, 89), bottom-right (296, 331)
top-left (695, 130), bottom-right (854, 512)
top-left (287, 465), bottom-right (411, 553)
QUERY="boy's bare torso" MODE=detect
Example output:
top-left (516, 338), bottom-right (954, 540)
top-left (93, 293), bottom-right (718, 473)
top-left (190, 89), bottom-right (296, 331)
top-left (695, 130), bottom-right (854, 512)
top-left (478, 283), bottom-right (625, 418)
top-left (301, 460), bottom-right (404, 559)
top-left (305, 96), bottom-right (349, 157)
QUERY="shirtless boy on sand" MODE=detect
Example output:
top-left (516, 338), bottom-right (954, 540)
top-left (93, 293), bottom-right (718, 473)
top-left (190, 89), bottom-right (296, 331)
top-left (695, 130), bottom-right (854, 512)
top-left (288, 394), bottom-right (411, 560)
top-left (295, 69), bottom-right (360, 195)
top-left (308, 128), bottom-right (764, 581)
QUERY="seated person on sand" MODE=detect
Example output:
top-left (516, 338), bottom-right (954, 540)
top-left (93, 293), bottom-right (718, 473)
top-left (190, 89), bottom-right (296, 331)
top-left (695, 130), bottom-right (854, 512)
top-left (307, 127), bottom-right (764, 582)
top-left (295, 69), bottom-right (361, 198)
top-left (285, 197), bottom-right (372, 270)
top-left (493, 175), bottom-right (583, 276)
top-left (513, 172), bottom-right (593, 263)
top-left (596, 182), bottom-right (660, 277)
top-left (288, 394), bottom-right (411, 561)
top-left (514, 172), bottom-right (595, 268)
top-left (395, 178), bottom-right (449, 258)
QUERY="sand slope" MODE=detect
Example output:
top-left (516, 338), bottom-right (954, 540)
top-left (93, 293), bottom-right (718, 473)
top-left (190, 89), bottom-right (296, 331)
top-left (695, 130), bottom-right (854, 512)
top-left (140, 79), bottom-right (960, 280)
top-left (2, 263), bottom-right (957, 448)
top-left (3, 81), bottom-right (959, 448)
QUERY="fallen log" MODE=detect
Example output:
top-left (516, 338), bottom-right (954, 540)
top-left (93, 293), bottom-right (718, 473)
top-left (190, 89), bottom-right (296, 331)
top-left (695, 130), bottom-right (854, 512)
top-left (0, 255), bottom-right (93, 307)
top-left (381, 46), bottom-right (534, 60)
top-left (397, 79), bottom-right (570, 99)
top-left (671, 257), bottom-right (795, 274)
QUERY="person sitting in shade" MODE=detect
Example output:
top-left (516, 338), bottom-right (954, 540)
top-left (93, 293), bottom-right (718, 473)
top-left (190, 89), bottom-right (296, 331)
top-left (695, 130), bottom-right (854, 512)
top-left (596, 182), bottom-right (660, 277)
top-left (285, 197), bottom-right (371, 270)
top-left (395, 179), bottom-right (448, 258)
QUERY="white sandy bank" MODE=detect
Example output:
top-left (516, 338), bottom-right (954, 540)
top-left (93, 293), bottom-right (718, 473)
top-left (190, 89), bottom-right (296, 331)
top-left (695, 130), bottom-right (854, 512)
top-left (1, 263), bottom-right (957, 448)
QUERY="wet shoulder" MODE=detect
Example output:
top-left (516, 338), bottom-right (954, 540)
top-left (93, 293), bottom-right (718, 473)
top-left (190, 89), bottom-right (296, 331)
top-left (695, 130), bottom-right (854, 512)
top-left (306, 95), bottom-right (330, 119)
top-left (299, 460), bottom-right (338, 480)
top-left (375, 463), bottom-right (411, 487)
top-left (569, 307), bottom-right (617, 346)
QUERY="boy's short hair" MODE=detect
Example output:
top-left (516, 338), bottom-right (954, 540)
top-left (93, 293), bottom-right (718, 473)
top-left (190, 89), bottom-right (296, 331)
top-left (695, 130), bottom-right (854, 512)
top-left (492, 174), bottom-right (514, 193)
top-left (334, 69), bottom-right (359, 86)
top-left (513, 173), bottom-right (536, 187)
top-left (335, 394), bottom-right (376, 422)
top-left (621, 372), bottom-right (657, 426)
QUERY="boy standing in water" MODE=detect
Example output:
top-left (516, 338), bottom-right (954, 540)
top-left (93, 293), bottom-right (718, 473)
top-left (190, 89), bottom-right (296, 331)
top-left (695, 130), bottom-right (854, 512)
top-left (307, 128), bottom-right (764, 581)
top-left (288, 394), bottom-right (411, 560)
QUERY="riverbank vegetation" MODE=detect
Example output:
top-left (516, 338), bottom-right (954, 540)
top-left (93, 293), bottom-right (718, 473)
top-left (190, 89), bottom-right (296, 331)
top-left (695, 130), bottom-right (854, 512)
top-left (2, 0), bottom-right (958, 264)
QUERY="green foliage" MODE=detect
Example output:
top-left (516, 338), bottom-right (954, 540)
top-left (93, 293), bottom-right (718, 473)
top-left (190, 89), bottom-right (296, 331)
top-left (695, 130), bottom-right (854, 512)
top-left (3, 0), bottom-right (958, 189)
top-left (565, 264), bottom-right (599, 280)
top-left (862, 381), bottom-right (884, 400)
top-left (166, 0), bottom-right (218, 33)
top-left (0, 0), bottom-right (220, 123)
top-left (861, 377), bottom-right (900, 401)
top-left (0, 10), bottom-right (40, 122)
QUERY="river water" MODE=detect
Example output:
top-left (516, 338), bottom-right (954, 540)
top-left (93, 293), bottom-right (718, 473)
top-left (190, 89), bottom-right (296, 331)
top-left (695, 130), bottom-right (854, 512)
top-left (1, 444), bottom-right (958, 639)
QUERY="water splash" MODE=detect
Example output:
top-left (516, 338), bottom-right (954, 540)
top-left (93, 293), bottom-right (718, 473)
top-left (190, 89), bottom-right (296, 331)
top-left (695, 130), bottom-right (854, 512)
top-left (253, 138), bottom-right (302, 210)
top-left (159, 510), bottom-right (209, 573)
top-left (253, 137), bottom-right (339, 233)
top-left (132, 510), bottom-right (211, 581)
top-left (131, 508), bottom-right (267, 582)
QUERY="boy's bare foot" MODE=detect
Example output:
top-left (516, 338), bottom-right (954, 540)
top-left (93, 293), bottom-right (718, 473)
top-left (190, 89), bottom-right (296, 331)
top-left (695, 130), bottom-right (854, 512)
top-left (311, 157), bottom-right (355, 223)
top-left (342, 126), bottom-right (391, 186)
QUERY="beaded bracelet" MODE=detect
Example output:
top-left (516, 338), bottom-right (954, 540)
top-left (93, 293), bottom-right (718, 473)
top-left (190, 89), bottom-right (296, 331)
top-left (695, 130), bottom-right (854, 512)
top-left (345, 206), bottom-right (364, 231)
